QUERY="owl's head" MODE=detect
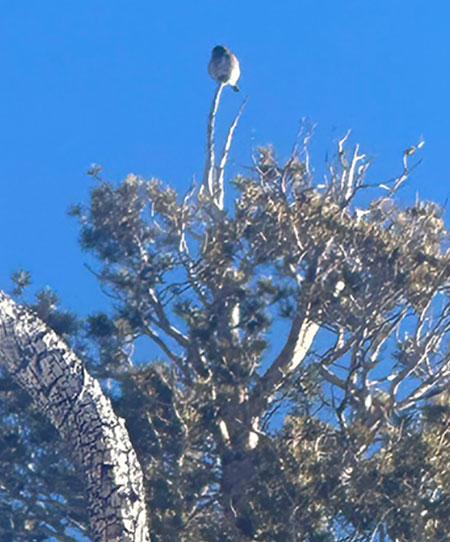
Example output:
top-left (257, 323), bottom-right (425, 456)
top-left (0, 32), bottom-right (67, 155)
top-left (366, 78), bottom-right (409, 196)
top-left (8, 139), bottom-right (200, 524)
top-left (211, 45), bottom-right (228, 57)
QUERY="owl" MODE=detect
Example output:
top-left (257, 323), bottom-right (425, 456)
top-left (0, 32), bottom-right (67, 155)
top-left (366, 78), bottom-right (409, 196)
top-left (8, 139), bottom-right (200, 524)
top-left (208, 45), bottom-right (240, 92)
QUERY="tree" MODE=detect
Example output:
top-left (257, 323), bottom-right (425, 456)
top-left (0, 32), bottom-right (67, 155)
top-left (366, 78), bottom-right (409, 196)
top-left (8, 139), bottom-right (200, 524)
top-left (1, 82), bottom-right (450, 542)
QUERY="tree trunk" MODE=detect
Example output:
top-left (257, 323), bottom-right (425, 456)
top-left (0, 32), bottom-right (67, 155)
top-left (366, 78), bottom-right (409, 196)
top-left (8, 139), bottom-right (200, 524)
top-left (0, 291), bottom-right (150, 542)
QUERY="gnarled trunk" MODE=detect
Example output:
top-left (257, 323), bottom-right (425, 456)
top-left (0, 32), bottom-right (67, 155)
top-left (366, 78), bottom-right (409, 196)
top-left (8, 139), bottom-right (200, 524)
top-left (0, 291), bottom-right (150, 542)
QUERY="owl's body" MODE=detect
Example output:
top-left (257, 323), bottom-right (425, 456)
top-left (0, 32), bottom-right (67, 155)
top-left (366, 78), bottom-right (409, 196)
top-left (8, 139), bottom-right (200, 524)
top-left (208, 45), bottom-right (240, 92)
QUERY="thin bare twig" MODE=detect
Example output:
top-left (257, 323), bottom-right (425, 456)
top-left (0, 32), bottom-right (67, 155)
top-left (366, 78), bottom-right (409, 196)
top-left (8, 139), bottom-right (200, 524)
top-left (216, 96), bottom-right (248, 209)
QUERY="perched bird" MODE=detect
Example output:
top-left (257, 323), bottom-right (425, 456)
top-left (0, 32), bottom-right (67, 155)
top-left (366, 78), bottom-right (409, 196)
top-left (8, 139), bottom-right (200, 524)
top-left (208, 45), bottom-right (240, 92)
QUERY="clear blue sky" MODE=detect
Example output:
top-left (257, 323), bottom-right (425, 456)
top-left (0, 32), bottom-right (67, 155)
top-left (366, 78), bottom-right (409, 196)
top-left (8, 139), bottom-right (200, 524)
top-left (0, 0), bottom-right (449, 314)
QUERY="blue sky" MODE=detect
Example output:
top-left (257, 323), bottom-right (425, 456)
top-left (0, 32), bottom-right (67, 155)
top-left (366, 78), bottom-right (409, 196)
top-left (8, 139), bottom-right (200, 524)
top-left (0, 0), bottom-right (449, 314)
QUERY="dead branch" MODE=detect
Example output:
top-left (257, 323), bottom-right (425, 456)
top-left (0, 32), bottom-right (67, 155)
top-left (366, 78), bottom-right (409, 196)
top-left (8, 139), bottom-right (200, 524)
top-left (203, 83), bottom-right (225, 199)
top-left (216, 96), bottom-right (248, 208)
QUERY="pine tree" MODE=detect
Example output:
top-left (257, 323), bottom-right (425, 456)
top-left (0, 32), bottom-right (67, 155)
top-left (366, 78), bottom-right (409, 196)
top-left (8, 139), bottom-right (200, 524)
top-left (1, 82), bottom-right (450, 542)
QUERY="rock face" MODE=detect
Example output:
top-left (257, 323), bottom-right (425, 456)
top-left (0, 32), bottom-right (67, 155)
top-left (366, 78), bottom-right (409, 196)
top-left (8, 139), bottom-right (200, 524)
top-left (0, 291), bottom-right (150, 542)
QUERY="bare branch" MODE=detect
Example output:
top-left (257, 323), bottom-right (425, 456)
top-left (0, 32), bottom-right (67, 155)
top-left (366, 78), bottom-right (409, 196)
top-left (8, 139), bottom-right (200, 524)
top-left (142, 325), bottom-right (183, 365)
top-left (202, 83), bottom-right (225, 199)
top-left (250, 306), bottom-right (319, 413)
top-left (216, 97), bottom-right (248, 209)
top-left (148, 287), bottom-right (190, 347)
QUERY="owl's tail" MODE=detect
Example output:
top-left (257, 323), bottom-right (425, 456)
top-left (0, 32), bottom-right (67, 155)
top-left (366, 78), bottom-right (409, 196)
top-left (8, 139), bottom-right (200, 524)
top-left (232, 85), bottom-right (239, 92)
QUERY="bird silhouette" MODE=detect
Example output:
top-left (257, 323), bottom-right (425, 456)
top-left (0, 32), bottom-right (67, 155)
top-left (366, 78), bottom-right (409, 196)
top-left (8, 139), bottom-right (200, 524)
top-left (208, 45), bottom-right (240, 92)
